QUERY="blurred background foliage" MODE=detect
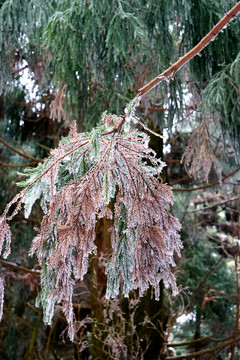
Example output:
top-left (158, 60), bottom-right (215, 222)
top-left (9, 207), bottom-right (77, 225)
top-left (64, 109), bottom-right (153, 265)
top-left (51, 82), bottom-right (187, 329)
top-left (0, 0), bottom-right (240, 359)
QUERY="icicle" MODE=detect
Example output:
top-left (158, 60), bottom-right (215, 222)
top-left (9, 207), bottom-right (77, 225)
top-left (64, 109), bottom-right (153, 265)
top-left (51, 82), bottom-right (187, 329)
top-left (0, 278), bottom-right (4, 322)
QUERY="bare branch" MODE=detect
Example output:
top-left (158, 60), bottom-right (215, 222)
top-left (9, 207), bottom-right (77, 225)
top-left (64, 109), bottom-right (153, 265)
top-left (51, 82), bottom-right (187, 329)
top-left (0, 259), bottom-right (40, 276)
top-left (168, 333), bottom-right (240, 347)
top-left (173, 167), bottom-right (240, 192)
top-left (0, 160), bottom-right (36, 168)
top-left (0, 137), bottom-right (43, 163)
top-left (137, 105), bottom-right (165, 111)
top-left (193, 256), bottom-right (223, 296)
top-left (137, 2), bottom-right (240, 97)
top-left (188, 196), bottom-right (239, 213)
top-left (165, 337), bottom-right (239, 360)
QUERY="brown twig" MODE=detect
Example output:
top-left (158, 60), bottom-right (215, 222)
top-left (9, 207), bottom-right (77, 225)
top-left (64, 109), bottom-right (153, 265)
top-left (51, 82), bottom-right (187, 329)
top-left (165, 159), bottom-right (181, 164)
top-left (229, 80), bottom-right (240, 95)
top-left (168, 333), bottom-right (240, 347)
top-left (165, 337), bottom-right (240, 360)
top-left (0, 259), bottom-right (40, 276)
top-left (137, 105), bottom-right (165, 111)
top-left (12, 65), bottom-right (28, 75)
top-left (173, 166), bottom-right (240, 192)
top-left (170, 174), bottom-right (190, 186)
top-left (137, 2), bottom-right (240, 97)
top-left (0, 137), bottom-right (43, 163)
top-left (189, 196), bottom-right (239, 213)
top-left (38, 143), bottom-right (52, 152)
top-left (11, 312), bottom-right (34, 329)
top-left (0, 160), bottom-right (36, 168)
top-left (193, 256), bottom-right (223, 296)
top-left (27, 308), bottom-right (42, 360)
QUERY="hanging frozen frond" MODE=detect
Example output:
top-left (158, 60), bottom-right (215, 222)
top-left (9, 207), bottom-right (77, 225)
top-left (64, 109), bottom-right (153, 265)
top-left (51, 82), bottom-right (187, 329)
top-left (0, 278), bottom-right (4, 322)
top-left (106, 204), bottom-right (135, 298)
top-left (0, 108), bottom-right (182, 340)
top-left (0, 214), bottom-right (12, 259)
top-left (181, 120), bottom-right (222, 182)
top-left (203, 52), bottom-right (240, 155)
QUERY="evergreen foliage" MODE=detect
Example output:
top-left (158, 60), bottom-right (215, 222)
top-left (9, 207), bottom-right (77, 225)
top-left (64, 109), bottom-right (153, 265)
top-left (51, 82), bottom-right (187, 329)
top-left (0, 111), bottom-right (182, 340)
top-left (1, 0), bottom-right (239, 141)
top-left (174, 236), bottom-right (236, 344)
top-left (0, 0), bottom-right (240, 358)
top-left (203, 52), bottom-right (240, 154)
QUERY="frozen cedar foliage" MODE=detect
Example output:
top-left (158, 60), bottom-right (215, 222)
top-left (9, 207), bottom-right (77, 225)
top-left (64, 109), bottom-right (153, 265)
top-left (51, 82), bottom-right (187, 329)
top-left (181, 120), bottom-right (222, 183)
top-left (0, 101), bottom-right (182, 340)
top-left (0, 278), bottom-right (4, 322)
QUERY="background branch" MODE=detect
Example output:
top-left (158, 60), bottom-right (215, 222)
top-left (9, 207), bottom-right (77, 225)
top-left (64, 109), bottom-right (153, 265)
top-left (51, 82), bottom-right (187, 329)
top-left (173, 167), bottom-right (240, 192)
top-left (165, 337), bottom-right (239, 359)
top-left (0, 259), bottom-right (40, 276)
top-left (0, 137), bottom-right (43, 163)
top-left (0, 160), bottom-right (37, 168)
top-left (137, 2), bottom-right (240, 97)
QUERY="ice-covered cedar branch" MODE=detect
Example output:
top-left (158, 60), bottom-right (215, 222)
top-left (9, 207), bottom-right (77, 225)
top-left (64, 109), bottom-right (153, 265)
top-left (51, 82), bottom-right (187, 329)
top-left (0, 117), bottom-right (182, 340)
top-left (1, 2), bottom-right (239, 340)
top-left (181, 120), bottom-right (222, 182)
top-left (137, 1), bottom-right (240, 97)
top-left (0, 278), bottom-right (4, 322)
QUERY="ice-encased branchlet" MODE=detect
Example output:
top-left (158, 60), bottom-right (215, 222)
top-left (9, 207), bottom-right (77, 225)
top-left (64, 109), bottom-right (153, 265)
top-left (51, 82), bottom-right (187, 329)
top-left (104, 131), bottom-right (182, 299)
top-left (103, 137), bottom-right (117, 204)
top-left (181, 121), bottom-right (222, 183)
top-left (35, 261), bottom-right (56, 324)
top-left (106, 203), bottom-right (135, 299)
top-left (15, 128), bottom-right (91, 219)
top-left (0, 215), bottom-right (11, 259)
top-left (29, 135), bottom-right (113, 336)
top-left (0, 277), bottom-right (4, 321)
top-left (123, 96), bottom-right (141, 131)
top-left (0, 115), bottom-right (182, 339)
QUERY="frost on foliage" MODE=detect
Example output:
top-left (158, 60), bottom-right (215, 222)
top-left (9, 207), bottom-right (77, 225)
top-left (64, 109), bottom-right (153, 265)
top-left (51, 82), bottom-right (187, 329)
top-left (0, 214), bottom-right (11, 259)
top-left (124, 96), bottom-right (141, 130)
top-left (0, 114), bottom-right (182, 340)
top-left (106, 203), bottom-right (135, 298)
top-left (17, 163), bottom-right (47, 218)
top-left (35, 261), bottom-right (56, 325)
top-left (181, 121), bottom-right (222, 182)
top-left (0, 277), bottom-right (4, 322)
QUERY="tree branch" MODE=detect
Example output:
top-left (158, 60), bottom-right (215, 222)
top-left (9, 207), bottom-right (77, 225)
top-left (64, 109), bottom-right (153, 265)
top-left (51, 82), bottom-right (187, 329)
top-left (0, 259), bottom-right (40, 276)
top-left (0, 160), bottom-right (37, 168)
top-left (11, 311), bottom-right (34, 329)
top-left (137, 2), bottom-right (240, 97)
top-left (27, 308), bottom-right (42, 360)
top-left (193, 256), bottom-right (223, 296)
top-left (173, 167), bottom-right (240, 192)
top-left (165, 337), bottom-right (240, 360)
top-left (168, 333), bottom-right (240, 347)
top-left (0, 137), bottom-right (43, 163)
top-left (188, 196), bottom-right (239, 213)
top-left (136, 105), bottom-right (165, 111)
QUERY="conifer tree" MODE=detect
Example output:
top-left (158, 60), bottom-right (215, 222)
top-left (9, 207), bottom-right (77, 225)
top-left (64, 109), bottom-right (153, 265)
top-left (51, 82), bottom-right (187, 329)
top-left (0, 1), bottom-right (240, 358)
